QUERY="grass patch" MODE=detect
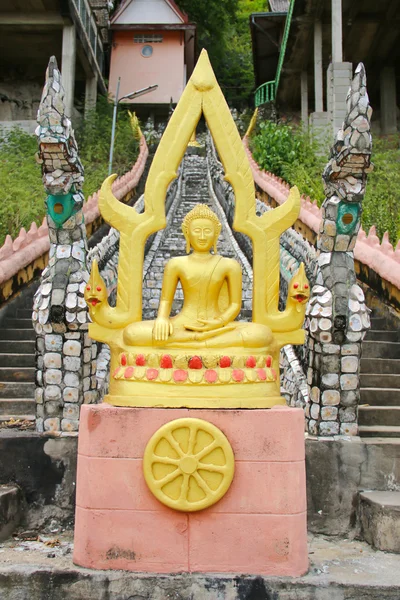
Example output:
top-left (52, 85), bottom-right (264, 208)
top-left (250, 122), bottom-right (400, 244)
top-left (362, 134), bottom-right (400, 244)
top-left (0, 96), bottom-right (139, 246)
top-left (0, 128), bottom-right (44, 245)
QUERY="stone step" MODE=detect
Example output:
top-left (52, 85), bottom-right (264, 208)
top-left (0, 329), bottom-right (35, 341)
top-left (16, 309), bottom-right (33, 319)
top-left (359, 425), bottom-right (400, 438)
top-left (0, 415), bottom-right (35, 423)
top-left (0, 399), bottom-right (35, 416)
top-left (361, 386), bottom-right (400, 405)
top-left (362, 341), bottom-right (400, 359)
top-left (362, 437), bottom-right (400, 445)
top-left (0, 382), bottom-right (35, 399)
top-left (361, 374), bottom-right (400, 389)
top-left (0, 368), bottom-right (35, 382)
top-left (361, 358), bottom-right (400, 374)
top-left (366, 330), bottom-right (400, 342)
top-left (358, 491), bottom-right (400, 553)
top-left (0, 354), bottom-right (35, 368)
top-left (0, 341), bottom-right (35, 354)
top-left (370, 317), bottom-right (388, 329)
top-left (358, 406), bottom-right (400, 427)
top-left (2, 319), bottom-right (32, 330)
top-left (0, 485), bottom-right (22, 542)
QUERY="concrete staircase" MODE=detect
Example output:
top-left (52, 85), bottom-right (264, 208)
top-left (0, 287), bottom-right (37, 428)
top-left (359, 315), bottom-right (400, 438)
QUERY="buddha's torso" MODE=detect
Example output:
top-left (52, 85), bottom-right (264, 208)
top-left (170, 254), bottom-right (235, 324)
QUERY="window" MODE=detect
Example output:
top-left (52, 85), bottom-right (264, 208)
top-left (134, 34), bottom-right (163, 44)
top-left (141, 45), bottom-right (153, 57)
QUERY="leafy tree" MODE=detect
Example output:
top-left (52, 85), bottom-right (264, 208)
top-left (176, 0), bottom-right (238, 65)
top-left (177, 0), bottom-right (267, 106)
top-left (219, 0), bottom-right (266, 106)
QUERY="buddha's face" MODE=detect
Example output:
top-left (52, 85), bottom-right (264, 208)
top-left (188, 218), bottom-right (216, 252)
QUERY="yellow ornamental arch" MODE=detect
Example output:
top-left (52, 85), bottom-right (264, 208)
top-left (92, 49), bottom-right (301, 335)
top-left (84, 49), bottom-right (310, 409)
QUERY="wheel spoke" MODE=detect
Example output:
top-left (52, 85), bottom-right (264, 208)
top-left (195, 439), bottom-right (219, 461)
top-left (193, 471), bottom-right (212, 494)
top-left (187, 426), bottom-right (198, 455)
top-left (152, 456), bottom-right (180, 466)
top-left (154, 469), bottom-right (180, 488)
top-left (197, 463), bottom-right (227, 474)
top-left (180, 473), bottom-right (190, 500)
top-left (164, 432), bottom-right (185, 458)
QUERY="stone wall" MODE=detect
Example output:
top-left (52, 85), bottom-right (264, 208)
top-left (0, 81), bottom-right (42, 123)
top-left (0, 431), bottom-right (78, 531)
top-left (306, 436), bottom-right (400, 536)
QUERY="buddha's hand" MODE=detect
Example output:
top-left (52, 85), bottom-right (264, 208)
top-left (185, 318), bottom-right (224, 332)
top-left (153, 317), bottom-right (174, 341)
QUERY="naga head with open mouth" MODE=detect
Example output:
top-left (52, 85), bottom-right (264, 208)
top-left (84, 259), bottom-right (108, 313)
top-left (288, 263), bottom-right (310, 311)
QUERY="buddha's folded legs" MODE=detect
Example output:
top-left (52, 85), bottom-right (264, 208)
top-left (124, 319), bottom-right (273, 350)
top-left (201, 322), bottom-right (273, 349)
top-left (123, 321), bottom-right (155, 346)
top-left (166, 323), bottom-right (274, 349)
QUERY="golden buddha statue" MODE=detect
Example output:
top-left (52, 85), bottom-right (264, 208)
top-left (123, 204), bottom-right (273, 350)
top-left (83, 49), bottom-right (310, 409)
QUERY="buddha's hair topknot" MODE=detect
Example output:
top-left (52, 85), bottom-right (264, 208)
top-left (182, 204), bottom-right (221, 236)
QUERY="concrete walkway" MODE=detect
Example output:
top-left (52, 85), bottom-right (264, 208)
top-left (0, 532), bottom-right (399, 599)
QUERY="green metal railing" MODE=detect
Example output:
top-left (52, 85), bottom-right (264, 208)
top-left (254, 0), bottom-right (295, 107)
top-left (255, 80), bottom-right (276, 106)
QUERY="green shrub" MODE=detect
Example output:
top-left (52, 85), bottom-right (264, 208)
top-left (250, 120), bottom-right (305, 175)
top-left (250, 120), bottom-right (326, 204)
top-left (251, 121), bottom-right (400, 244)
top-left (0, 96), bottom-right (139, 246)
top-left (362, 135), bottom-right (400, 244)
top-left (280, 161), bottom-right (325, 205)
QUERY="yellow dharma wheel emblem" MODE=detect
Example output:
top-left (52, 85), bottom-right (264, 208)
top-left (143, 418), bottom-right (235, 512)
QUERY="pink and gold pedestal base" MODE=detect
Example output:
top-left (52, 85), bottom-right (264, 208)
top-left (73, 404), bottom-right (308, 576)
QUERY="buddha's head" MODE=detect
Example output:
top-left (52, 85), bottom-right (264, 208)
top-left (182, 204), bottom-right (222, 254)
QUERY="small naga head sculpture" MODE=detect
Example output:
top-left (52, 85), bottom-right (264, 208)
top-left (288, 263), bottom-right (310, 312)
top-left (84, 260), bottom-right (108, 311)
top-left (181, 204), bottom-right (222, 254)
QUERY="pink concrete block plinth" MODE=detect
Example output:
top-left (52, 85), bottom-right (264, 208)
top-left (74, 404), bottom-right (308, 576)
